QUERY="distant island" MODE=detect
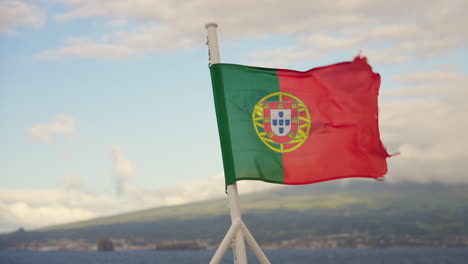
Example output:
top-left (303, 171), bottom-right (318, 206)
top-left (1, 181), bottom-right (468, 251)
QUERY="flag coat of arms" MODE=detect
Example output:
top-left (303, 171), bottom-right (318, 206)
top-left (263, 101), bottom-right (299, 144)
top-left (209, 56), bottom-right (390, 186)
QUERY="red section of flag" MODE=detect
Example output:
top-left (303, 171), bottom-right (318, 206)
top-left (278, 57), bottom-right (389, 184)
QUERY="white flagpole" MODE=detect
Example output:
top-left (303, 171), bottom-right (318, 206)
top-left (206, 22), bottom-right (271, 264)
top-left (205, 22), bottom-right (248, 264)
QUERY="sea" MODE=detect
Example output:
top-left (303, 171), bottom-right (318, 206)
top-left (1, 248), bottom-right (467, 264)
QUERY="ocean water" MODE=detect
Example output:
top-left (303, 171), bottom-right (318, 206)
top-left (1, 248), bottom-right (467, 264)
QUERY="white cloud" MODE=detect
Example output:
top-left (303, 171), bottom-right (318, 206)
top-left (0, 0), bottom-right (45, 34)
top-left (0, 173), bottom-right (274, 233)
top-left (383, 71), bottom-right (468, 99)
top-left (36, 42), bottom-right (140, 60)
top-left (0, 202), bottom-right (95, 231)
top-left (35, 0), bottom-right (467, 61)
top-left (252, 19), bottom-right (466, 67)
top-left (380, 70), bottom-right (468, 183)
top-left (112, 146), bottom-right (134, 196)
top-left (28, 115), bottom-right (76, 143)
top-left (392, 72), bottom-right (468, 85)
top-left (0, 187), bottom-right (116, 233)
top-left (36, 24), bottom-right (200, 59)
top-left (108, 19), bottom-right (127, 27)
top-left (58, 173), bottom-right (89, 192)
top-left (122, 173), bottom-right (274, 210)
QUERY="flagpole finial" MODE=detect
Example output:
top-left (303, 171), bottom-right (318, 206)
top-left (205, 22), bottom-right (218, 29)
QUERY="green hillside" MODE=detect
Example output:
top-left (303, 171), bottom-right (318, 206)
top-left (2, 181), bottom-right (468, 249)
top-left (42, 180), bottom-right (468, 230)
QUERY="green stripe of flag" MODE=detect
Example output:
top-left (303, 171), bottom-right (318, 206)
top-left (210, 64), bottom-right (285, 186)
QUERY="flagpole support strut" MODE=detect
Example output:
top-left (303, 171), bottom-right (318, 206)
top-left (209, 184), bottom-right (271, 264)
top-left (227, 184), bottom-right (248, 264)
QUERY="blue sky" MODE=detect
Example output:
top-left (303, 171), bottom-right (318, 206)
top-left (1, 0), bottom-right (467, 232)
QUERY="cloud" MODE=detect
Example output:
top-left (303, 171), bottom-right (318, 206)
top-left (36, 41), bottom-right (142, 60)
top-left (36, 0), bottom-right (467, 61)
top-left (0, 173), bottom-right (273, 233)
top-left (0, 202), bottom-right (95, 232)
top-left (251, 20), bottom-right (466, 67)
top-left (108, 19), bottom-right (127, 27)
top-left (380, 70), bottom-right (468, 183)
top-left (392, 72), bottom-right (468, 85)
top-left (58, 173), bottom-right (89, 192)
top-left (28, 115), bottom-right (76, 143)
top-left (384, 72), bottom-right (468, 99)
top-left (0, 186), bottom-right (116, 233)
top-left (122, 173), bottom-right (274, 210)
top-left (0, 0), bottom-right (45, 34)
top-left (112, 146), bottom-right (134, 196)
top-left (36, 24), bottom-right (200, 59)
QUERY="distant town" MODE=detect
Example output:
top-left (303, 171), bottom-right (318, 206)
top-left (5, 233), bottom-right (468, 251)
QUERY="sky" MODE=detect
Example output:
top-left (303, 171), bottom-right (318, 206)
top-left (0, 0), bottom-right (467, 233)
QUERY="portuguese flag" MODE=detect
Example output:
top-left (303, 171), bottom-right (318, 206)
top-left (209, 56), bottom-right (390, 186)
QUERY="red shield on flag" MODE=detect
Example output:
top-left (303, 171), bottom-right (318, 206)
top-left (263, 101), bottom-right (299, 144)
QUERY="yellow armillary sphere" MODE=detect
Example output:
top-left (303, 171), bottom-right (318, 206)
top-left (252, 92), bottom-right (311, 153)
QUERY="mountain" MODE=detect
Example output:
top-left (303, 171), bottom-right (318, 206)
top-left (1, 181), bottom-right (468, 250)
